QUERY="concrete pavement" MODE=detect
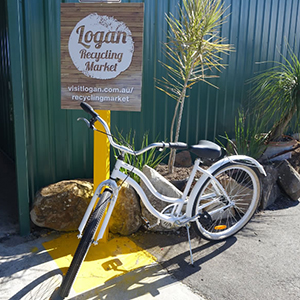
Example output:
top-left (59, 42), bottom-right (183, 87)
top-left (0, 227), bottom-right (205, 300)
top-left (1, 146), bottom-right (300, 300)
top-left (130, 195), bottom-right (300, 300)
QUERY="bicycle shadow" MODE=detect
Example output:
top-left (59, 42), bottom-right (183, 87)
top-left (130, 230), bottom-right (238, 277)
top-left (131, 228), bottom-right (237, 262)
top-left (69, 237), bottom-right (236, 300)
top-left (10, 236), bottom-right (236, 300)
top-left (9, 268), bottom-right (63, 300)
top-left (0, 233), bottom-right (61, 280)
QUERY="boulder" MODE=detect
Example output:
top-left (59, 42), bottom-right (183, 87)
top-left (175, 150), bottom-right (193, 167)
top-left (277, 160), bottom-right (300, 201)
top-left (260, 164), bottom-right (281, 209)
top-left (109, 182), bottom-right (142, 235)
top-left (30, 180), bottom-right (93, 231)
top-left (140, 165), bottom-right (182, 231)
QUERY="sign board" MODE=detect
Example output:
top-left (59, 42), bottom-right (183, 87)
top-left (61, 3), bottom-right (144, 111)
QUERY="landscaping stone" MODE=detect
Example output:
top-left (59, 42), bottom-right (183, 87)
top-left (260, 164), bottom-right (281, 210)
top-left (277, 160), bottom-right (300, 201)
top-left (30, 180), bottom-right (93, 231)
top-left (109, 182), bottom-right (142, 236)
top-left (140, 165), bottom-right (182, 231)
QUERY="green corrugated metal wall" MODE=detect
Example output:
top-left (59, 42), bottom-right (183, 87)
top-left (2, 0), bottom-right (300, 234)
top-left (21, 0), bottom-right (94, 195)
top-left (115, 0), bottom-right (300, 146)
top-left (0, 0), bottom-right (14, 160)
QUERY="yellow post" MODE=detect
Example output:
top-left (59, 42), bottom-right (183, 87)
top-left (94, 110), bottom-right (111, 242)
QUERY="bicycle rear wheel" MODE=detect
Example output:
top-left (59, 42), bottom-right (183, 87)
top-left (50, 188), bottom-right (112, 299)
top-left (192, 162), bottom-right (261, 241)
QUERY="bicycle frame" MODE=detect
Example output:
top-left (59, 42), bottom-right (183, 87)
top-left (77, 102), bottom-right (266, 243)
top-left (78, 152), bottom-right (266, 244)
top-left (78, 156), bottom-right (190, 242)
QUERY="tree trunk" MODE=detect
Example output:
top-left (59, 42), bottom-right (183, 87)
top-left (167, 64), bottom-right (194, 174)
top-left (168, 88), bottom-right (187, 173)
top-left (267, 107), bottom-right (297, 142)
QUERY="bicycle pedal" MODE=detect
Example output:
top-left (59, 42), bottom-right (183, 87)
top-left (141, 216), bottom-right (159, 229)
top-left (141, 216), bottom-right (151, 228)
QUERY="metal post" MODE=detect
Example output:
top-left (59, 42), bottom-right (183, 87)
top-left (93, 110), bottom-right (111, 242)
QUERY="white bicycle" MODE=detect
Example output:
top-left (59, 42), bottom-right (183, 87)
top-left (51, 102), bottom-right (266, 299)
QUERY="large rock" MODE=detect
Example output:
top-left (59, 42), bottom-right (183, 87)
top-left (109, 182), bottom-right (142, 235)
top-left (140, 165), bottom-right (182, 231)
top-left (260, 164), bottom-right (281, 209)
top-left (277, 160), bottom-right (300, 201)
top-left (30, 180), bottom-right (93, 231)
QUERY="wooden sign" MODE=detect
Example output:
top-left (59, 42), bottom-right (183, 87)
top-left (61, 3), bottom-right (144, 111)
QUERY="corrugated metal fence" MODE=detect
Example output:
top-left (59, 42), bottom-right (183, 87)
top-left (114, 0), bottom-right (300, 146)
top-left (20, 0), bottom-right (94, 194)
top-left (2, 0), bottom-right (300, 233)
top-left (0, 0), bottom-right (14, 159)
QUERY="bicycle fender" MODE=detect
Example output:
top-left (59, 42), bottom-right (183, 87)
top-left (186, 155), bottom-right (266, 217)
top-left (209, 155), bottom-right (266, 176)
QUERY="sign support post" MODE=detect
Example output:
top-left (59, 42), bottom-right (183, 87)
top-left (94, 110), bottom-right (110, 242)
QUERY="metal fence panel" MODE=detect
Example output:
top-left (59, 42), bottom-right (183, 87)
top-left (0, 0), bottom-right (14, 159)
top-left (17, 0), bottom-right (94, 201)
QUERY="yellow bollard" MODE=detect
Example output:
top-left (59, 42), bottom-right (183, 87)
top-left (93, 110), bottom-right (111, 242)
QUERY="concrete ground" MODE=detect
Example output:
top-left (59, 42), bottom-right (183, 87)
top-left (1, 196), bottom-right (300, 300)
top-left (1, 235), bottom-right (203, 300)
top-left (0, 229), bottom-right (203, 300)
top-left (131, 195), bottom-right (300, 300)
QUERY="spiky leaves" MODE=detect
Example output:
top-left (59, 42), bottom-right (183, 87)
top-left (250, 45), bottom-right (300, 142)
top-left (157, 0), bottom-right (233, 173)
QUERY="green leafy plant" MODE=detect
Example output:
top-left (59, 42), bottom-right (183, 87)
top-left (250, 44), bottom-right (300, 142)
top-left (112, 128), bottom-right (168, 183)
top-left (157, 0), bottom-right (233, 173)
top-left (219, 109), bottom-right (267, 159)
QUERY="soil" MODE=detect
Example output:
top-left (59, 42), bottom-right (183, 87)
top-left (155, 164), bottom-right (195, 182)
top-left (156, 145), bottom-right (300, 182)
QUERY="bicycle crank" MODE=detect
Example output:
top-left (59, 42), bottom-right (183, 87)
top-left (197, 211), bottom-right (213, 227)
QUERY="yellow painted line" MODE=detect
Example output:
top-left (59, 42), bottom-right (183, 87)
top-left (43, 232), bottom-right (156, 294)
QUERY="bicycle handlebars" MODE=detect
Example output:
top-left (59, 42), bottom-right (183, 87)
top-left (79, 102), bottom-right (191, 156)
top-left (79, 102), bottom-right (171, 156)
top-left (80, 102), bottom-right (98, 119)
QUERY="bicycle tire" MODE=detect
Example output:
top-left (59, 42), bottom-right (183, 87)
top-left (192, 162), bottom-right (261, 241)
top-left (50, 189), bottom-right (112, 299)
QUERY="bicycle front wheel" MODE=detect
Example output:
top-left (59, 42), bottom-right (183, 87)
top-left (51, 188), bottom-right (112, 299)
top-left (192, 162), bottom-right (261, 241)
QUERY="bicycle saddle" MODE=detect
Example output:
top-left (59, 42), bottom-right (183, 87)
top-left (189, 140), bottom-right (222, 159)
